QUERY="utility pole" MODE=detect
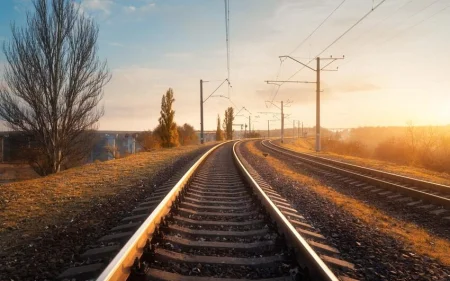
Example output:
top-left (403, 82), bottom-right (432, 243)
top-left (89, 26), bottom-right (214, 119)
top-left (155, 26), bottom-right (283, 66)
top-left (249, 116), bottom-right (251, 134)
top-left (297, 120), bottom-right (300, 138)
top-left (316, 57), bottom-right (320, 152)
top-left (267, 119), bottom-right (277, 139)
top-left (260, 102), bottom-right (289, 143)
top-left (293, 120), bottom-right (295, 138)
top-left (281, 101), bottom-right (284, 143)
top-left (200, 79), bottom-right (204, 144)
top-left (266, 55), bottom-right (344, 152)
top-left (199, 78), bottom-right (230, 144)
top-left (302, 122), bottom-right (304, 137)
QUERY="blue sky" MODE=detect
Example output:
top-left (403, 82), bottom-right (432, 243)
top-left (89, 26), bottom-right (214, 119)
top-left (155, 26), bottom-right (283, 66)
top-left (0, 0), bottom-right (449, 131)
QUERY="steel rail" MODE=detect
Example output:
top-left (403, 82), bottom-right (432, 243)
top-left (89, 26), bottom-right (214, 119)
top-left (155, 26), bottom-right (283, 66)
top-left (232, 141), bottom-right (339, 281)
top-left (97, 142), bottom-right (227, 281)
top-left (262, 140), bottom-right (450, 208)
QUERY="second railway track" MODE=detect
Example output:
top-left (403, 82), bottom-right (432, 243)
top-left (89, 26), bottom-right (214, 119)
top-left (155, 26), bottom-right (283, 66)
top-left (262, 139), bottom-right (450, 210)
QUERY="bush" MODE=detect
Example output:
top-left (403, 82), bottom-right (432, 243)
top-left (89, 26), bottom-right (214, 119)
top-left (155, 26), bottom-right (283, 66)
top-left (137, 130), bottom-right (161, 151)
top-left (321, 139), bottom-right (370, 158)
top-left (374, 137), bottom-right (409, 165)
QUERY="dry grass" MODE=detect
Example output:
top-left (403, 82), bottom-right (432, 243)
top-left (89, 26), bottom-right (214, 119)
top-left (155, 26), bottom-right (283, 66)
top-left (247, 141), bottom-right (450, 266)
top-left (0, 144), bottom-right (209, 237)
top-left (0, 163), bottom-right (39, 182)
top-left (280, 138), bottom-right (450, 186)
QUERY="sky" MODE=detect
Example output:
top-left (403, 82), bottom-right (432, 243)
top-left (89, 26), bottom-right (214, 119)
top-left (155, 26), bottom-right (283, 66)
top-left (0, 0), bottom-right (449, 131)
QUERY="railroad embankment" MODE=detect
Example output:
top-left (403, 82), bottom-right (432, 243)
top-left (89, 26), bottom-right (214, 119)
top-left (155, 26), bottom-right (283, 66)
top-left (0, 144), bottom-right (214, 280)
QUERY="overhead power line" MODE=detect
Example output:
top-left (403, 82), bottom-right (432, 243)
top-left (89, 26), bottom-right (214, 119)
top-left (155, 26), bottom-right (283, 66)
top-left (270, 0), bottom-right (347, 103)
top-left (339, 0), bottom-right (415, 54)
top-left (341, 0), bottom-right (447, 67)
top-left (317, 0), bottom-right (387, 57)
top-left (380, 2), bottom-right (450, 46)
top-left (224, 0), bottom-right (231, 98)
top-left (288, 0), bottom-right (347, 56)
top-left (279, 0), bottom-right (387, 87)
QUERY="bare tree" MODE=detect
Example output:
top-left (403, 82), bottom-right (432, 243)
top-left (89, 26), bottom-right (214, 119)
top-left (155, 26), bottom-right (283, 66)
top-left (0, 0), bottom-right (110, 175)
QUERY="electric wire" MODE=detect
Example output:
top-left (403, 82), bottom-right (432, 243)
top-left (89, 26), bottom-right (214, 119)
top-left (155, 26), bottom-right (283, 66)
top-left (281, 0), bottom-right (387, 86)
top-left (288, 0), bottom-right (347, 56)
top-left (203, 79), bottom-right (229, 103)
top-left (379, 2), bottom-right (449, 46)
top-left (339, 0), bottom-right (416, 67)
top-left (270, 0), bottom-right (348, 103)
top-left (340, 0), bottom-right (415, 56)
top-left (342, 0), bottom-right (446, 68)
top-left (224, 0), bottom-right (231, 98)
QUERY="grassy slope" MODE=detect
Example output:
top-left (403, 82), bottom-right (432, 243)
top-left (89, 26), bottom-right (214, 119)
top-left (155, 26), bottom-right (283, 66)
top-left (0, 144), bottom-right (212, 237)
top-left (277, 138), bottom-right (450, 186)
top-left (0, 163), bottom-right (39, 182)
top-left (246, 141), bottom-right (450, 266)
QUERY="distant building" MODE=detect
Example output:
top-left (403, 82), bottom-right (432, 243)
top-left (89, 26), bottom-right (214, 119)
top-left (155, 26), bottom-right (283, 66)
top-left (91, 131), bottom-right (141, 161)
top-left (0, 131), bottom-right (141, 163)
top-left (195, 131), bottom-right (216, 143)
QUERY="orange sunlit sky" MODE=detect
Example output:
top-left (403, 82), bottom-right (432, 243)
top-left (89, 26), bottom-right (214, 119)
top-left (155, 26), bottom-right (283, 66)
top-left (0, 0), bottom-right (449, 131)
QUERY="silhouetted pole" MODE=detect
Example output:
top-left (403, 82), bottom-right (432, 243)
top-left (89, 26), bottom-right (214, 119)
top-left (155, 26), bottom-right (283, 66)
top-left (273, 55), bottom-right (344, 152)
top-left (249, 116), bottom-right (251, 134)
top-left (267, 120), bottom-right (270, 138)
top-left (293, 120), bottom-right (295, 138)
top-left (316, 57), bottom-right (320, 152)
top-left (200, 79), bottom-right (204, 144)
top-left (281, 101), bottom-right (284, 143)
top-left (297, 120), bottom-right (300, 138)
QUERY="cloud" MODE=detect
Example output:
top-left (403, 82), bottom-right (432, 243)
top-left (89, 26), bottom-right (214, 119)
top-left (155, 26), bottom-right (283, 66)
top-left (123, 2), bottom-right (155, 13)
top-left (79, 0), bottom-right (113, 15)
top-left (124, 6), bottom-right (136, 13)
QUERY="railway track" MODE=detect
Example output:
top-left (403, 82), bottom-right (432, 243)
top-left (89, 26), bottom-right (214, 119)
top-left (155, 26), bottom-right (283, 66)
top-left (59, 141), bottom-right (357, 281)
top-left (262, 139), bottom-right (450, 212)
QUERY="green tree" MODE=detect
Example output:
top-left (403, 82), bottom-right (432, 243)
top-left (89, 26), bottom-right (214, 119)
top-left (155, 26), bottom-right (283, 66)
top-left (158, 88), bottom-right (179, 147)
top-left (216, 115), bottom-right (223, 141)
top-left (223, 107), bottom-right (234, 140)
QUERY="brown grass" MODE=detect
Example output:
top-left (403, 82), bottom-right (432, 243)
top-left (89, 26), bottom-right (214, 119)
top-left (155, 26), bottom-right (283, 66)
top-left (0, 144), bottom-right (209, 238)
top-left (0, 163), bottom-right (39, 182)
top-left (279, 138), bottom-right (450, 186)
top-left (247, 140), bottom-right (450, 266)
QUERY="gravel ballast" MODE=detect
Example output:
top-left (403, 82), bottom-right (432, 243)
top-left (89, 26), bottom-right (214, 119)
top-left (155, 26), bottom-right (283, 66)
top-left (239, 140), bottom-right (450, 281)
